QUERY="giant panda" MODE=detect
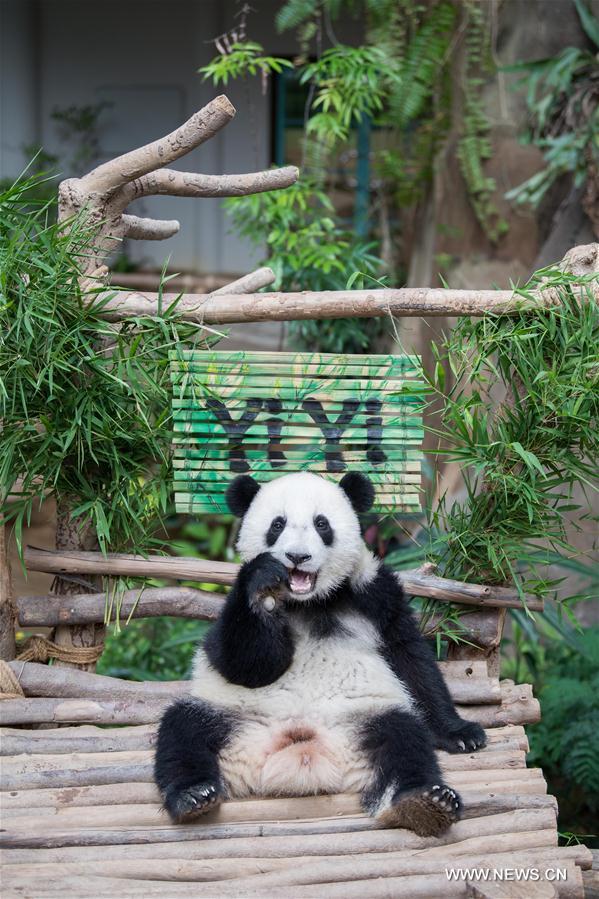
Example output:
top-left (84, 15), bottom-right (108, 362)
top-left (154, 471), bottom-right (486, 837)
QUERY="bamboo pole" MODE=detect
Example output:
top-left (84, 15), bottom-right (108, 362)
top-left (22, 547), bottom-right (542, 610)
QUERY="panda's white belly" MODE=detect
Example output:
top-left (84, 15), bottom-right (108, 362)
top-left (189, 612), bottom-right (415, 798)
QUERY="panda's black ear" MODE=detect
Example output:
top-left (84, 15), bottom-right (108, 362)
top-left (339, 472), bottom-right (375, 514)
top-left (226, 475), bottom-right (261, 517)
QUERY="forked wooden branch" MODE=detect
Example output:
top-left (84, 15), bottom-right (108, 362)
top-left (58, 94), bottom-right (298, 271)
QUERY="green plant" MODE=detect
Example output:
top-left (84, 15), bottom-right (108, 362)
top-left (502, 619), bottom-right (599, 844)
top-left (199, 41), bottom-right (293, 85)
top-left (0, 173), bottom-right (214, 554)
top-left (222, 178), bottom-right (386, 352)
top-left (427, 266), bottom-right (599, 601)
top-left (505, 0), bottom-right (599, 209)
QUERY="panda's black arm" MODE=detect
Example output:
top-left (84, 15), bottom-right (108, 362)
top-left (359, 566), bottom-right (487, 753)
top-left (204, 553), bottom-right (294, 688)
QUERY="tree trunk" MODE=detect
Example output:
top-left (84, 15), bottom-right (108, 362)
top-left (51, 501), bottom-right (103, 671)
top-left (0, 525), bottom-right (17, 660)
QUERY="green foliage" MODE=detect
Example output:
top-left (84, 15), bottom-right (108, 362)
top-left (98, 516), bottom-right (234, 678)
top-left (503, 620), bottom-right (599, 842)
top-left (0, 174), bottom-right (212, 554)
top-left (223, 179), bottom-right (386, 352)
top-left (428, 266), bottom-right (599, 598)
top-left (505, 0), bottom-right (599, 207)
top-left (457, 3), bottom-right (507, 242)
top-left (198, 42), bottom-right (293, 85)
top-left (301, 45), bottom-right (400, 144)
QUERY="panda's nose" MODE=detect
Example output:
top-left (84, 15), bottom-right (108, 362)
top-left (286, 552), bottom-right (311, 567)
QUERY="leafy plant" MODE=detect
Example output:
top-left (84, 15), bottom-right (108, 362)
top-left (427, 265), bottom-right (599, 600)
top-left (0, 173), bottom-right (214, 554)
top-left (505, 0), bottom-right (599, 211)
top-left (199, 41), bottom-right (293, 85)
top-left (503, 620), bottom-right (599, 844)
top-left (222, 178), bottom-right (386, 352)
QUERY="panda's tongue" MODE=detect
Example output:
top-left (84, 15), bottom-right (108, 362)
top-left (289, 570), bottom-right (313, 594)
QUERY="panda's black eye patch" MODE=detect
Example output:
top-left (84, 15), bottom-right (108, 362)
top-left (314, 515), bottom-right (333, 546)
top-left (266, 516), bottom-right (286, 546)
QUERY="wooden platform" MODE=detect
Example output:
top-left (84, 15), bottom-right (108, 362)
top-left (1, 716), bottom-right (592, 897)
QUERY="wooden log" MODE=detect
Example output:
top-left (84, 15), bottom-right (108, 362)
top-left (1, 838), bottom-right (575, 887)
top-left (0, 525), bottom-right (16, 661)
top-left (96, 278), bottom-right (599, 325)
top-left (0, 722), bottom-right (528, 757)
top-left (23, 547), bottom-right (540, 610)
top-left (0, 746), bottom-right (526, 792)
top-left (0, 799), bottom-right (559, 863)
top-left (0, 697), bottom-right (168, 727)
top-left (4, 660), bottom-right (500, 707)
top-left (0, 679), bottom-right (537, 727)
top-left (0, 780), bottom-right (550, 817)
top-left (209, 267), bottom-right (275, 295)
top-left (15, 586), bottom-right (224, 627)
top-left (459, 683), bottom-right (541, 727)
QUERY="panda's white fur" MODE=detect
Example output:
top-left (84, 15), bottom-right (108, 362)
top-left (189, 472), bottom-right (415, 798)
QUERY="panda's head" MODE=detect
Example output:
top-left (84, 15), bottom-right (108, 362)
top-left (227, 471), bottom-right (376, 600)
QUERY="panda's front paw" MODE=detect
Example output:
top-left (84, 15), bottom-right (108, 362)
top-left (242, 553), bottom-right (290, 609)
top-left (435, 720), bottom-right (487, 754)
top-left (163, 781), bottom-right (223, 824)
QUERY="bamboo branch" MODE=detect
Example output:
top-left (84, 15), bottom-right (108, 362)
top-left (22, 547), bottom-right (541, 610)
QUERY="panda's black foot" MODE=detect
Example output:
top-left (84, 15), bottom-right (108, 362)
top-left (375, 784), bottom-right (462, 837)
top-left (163, 781), bottom-right (223, 824)
top-left (435, 720), bottom-right (487, 754)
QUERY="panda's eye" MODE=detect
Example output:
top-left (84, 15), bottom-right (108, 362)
top-left (271, 517), bottom-right (285, 531)
top-left (314, 515), bottom-right (329, 531)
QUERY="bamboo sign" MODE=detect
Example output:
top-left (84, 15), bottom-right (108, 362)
top-left (170, 350), bottom-right (426, 513)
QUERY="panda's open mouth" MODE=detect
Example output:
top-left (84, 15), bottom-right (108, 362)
top-left (288, 569), bottom-right (317, 595)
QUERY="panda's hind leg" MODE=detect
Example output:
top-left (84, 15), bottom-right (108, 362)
top-left (154, 698), bottom-right (237, 824)
top-left (360, 708), bottom-right (461, 837)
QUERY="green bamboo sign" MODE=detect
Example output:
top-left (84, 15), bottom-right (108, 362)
top-left (170, 350), bottom-right (426, 513)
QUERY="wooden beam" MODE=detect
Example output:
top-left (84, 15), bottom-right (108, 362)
top-left (23, 547), bottom-right (542, 611)
top-left (95, 282), bottom-right (595, 324)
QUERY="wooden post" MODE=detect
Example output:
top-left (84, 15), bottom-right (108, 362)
top-left (446, 608), bottom-right (506, 678)
top-left (0, 525), bottom-right (17, 661)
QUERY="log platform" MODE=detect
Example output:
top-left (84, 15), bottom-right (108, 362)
top-left (1, 661), bottom-right (591, 897)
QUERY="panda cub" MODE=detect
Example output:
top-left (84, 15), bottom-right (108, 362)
top-left (155, 471), bottom-right (486, 837)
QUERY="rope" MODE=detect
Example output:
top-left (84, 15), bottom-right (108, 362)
top-left (0, 660), bottom-right (25, 699)
top-left (15, 635), bottom-right (104, 665)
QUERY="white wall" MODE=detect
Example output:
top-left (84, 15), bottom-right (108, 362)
top-left (1, 0), bottom-right (296, 274)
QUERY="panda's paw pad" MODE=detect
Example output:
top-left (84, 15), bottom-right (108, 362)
top-left (378, 784), bottom-right (462, 837)
top-left (166, 782), bottom-right (222, 824)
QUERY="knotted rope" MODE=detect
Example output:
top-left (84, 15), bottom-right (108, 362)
top-left (15, 635), bottom-right (104, 665)
top-left (0, 660), bottom-right (25, 699)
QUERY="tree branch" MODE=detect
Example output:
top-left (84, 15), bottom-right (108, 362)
top-left (79, 95), bottom-right (236, 195)
top-left (121, 215), bottom-right (180, 241)
top-left (120, 167), bottom-right (299, 203)
top-left (209, 267), bottom-right (275, 295)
